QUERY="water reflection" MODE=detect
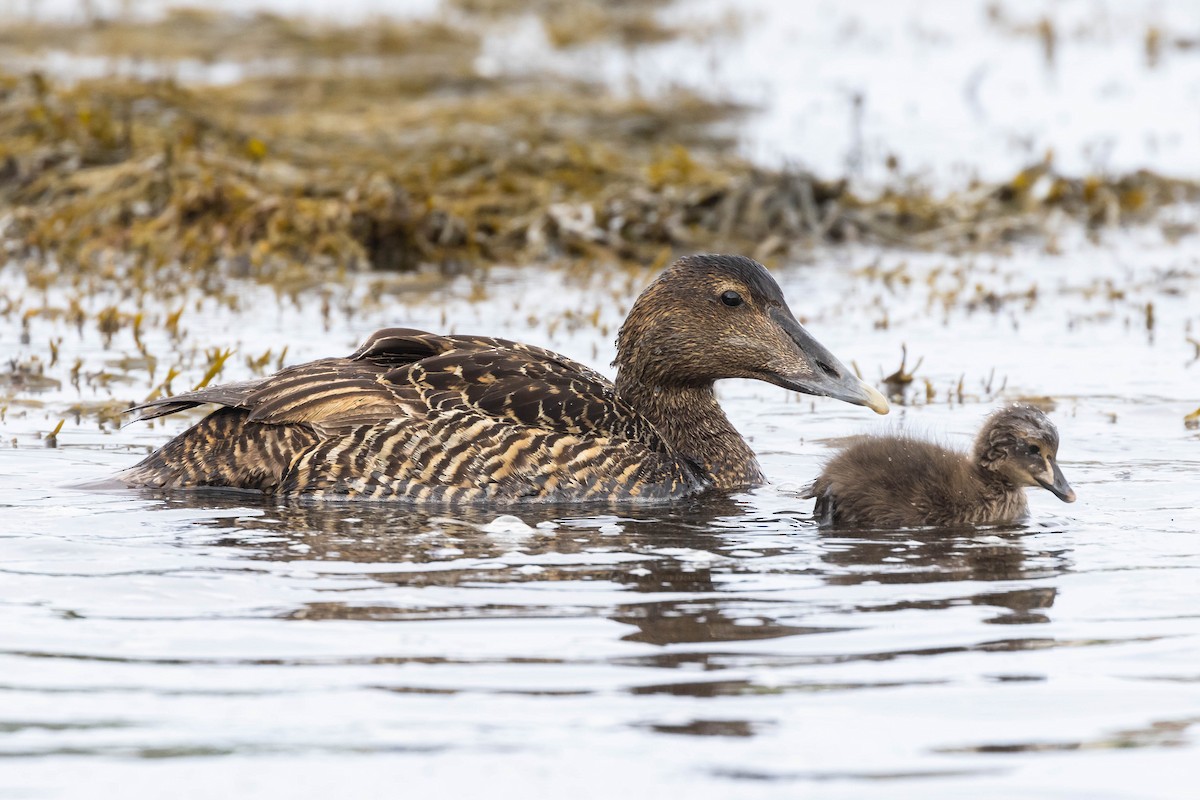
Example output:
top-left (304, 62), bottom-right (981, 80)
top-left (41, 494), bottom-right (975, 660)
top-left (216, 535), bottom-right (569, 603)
top-left (820, 528), bottom-right (1071, 624)
top-left (148, 490), bottom-right (1074, 635)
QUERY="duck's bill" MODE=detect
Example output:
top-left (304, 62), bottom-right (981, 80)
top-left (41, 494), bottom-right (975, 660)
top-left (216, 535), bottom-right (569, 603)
top-left (1037, 461), bottom-right (1076, 503)
top-left (780, 370), bottom-right (890, 415)
top-left (768, 307), bottom-right (890, 415)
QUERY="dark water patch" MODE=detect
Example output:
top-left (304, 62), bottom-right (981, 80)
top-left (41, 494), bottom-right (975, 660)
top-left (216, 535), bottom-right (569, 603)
top-left (612, 599), bottom-right (847, 645)
top-left (371, 684), bottom-right (591, 697)
top-left (0, 743), bottom-right (447, 760)
top-left (855, 586), bottom-right (1058, 622)
top-left (712, 767), bottom-right (1007, 782)
top-left (640, 718), bottom-right (765, 737)
top-left (630, 678), bottom-right (948, 698)
top-left (935, 715), bottom-right (1200, 754)
top-left (821, 530), bottom-right (1073, 586)
top-left (0, 650), bottom-right (566, 668)
top-left (281, 602), bottom-right (605, 623)
top-left (0, 720), bottom-right (134, 734)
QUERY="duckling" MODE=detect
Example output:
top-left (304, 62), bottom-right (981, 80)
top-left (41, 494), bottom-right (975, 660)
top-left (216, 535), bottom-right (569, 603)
top-left (118, 254), bottom-right (888, 503)
top-left (805, 404), bottom-right (1075, 527)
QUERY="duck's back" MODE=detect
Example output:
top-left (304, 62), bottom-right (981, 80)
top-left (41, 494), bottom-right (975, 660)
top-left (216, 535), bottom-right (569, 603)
top-left (120, 328), bottom-right (707, 503)
top-left (806, 435), bottom-right (1022, 527)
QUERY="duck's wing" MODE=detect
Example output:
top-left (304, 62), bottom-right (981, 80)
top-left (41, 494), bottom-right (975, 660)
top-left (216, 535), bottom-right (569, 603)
top-left (121, 328), bottom-right (697, 500)
top-left (278, 337), bottom-right (697, 501)
top-left (119, 328), bottom-right (447, 489)
top-left (118, 353), bottom-right (397, 489)
top-left (126, 359), bottom-right (393, 431)
top-left (122, 327), bottom-right (430, 422)
top-left (126, 328), bottom-right (470, 432)
top-left (384, 346), bottom-right (663, 447)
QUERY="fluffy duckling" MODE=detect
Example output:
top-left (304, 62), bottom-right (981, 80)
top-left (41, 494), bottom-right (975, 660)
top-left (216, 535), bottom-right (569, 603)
top-left (805, 404), bottom-right (1075, 527)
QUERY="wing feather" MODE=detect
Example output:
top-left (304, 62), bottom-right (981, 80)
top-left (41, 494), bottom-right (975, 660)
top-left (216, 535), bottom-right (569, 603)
top-left (123, 326), bottom-right (696, 500)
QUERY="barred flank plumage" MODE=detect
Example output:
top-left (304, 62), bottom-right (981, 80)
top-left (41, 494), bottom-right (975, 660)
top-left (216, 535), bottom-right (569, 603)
top-left (120, 328), bottom-right (706, 502)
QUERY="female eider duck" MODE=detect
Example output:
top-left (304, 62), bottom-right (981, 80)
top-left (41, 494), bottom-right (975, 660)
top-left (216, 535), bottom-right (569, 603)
top-left (805, 404), bottom-right (1075, 528)
top-left (119, 254), bottom-right (889, 503)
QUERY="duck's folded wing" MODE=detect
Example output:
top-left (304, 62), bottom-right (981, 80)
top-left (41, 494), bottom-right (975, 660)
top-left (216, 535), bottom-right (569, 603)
top-left (127, 358), bottom-right (398, 433)
top-left (127, 328), bottom-right (459, 431)
top-left (282, 347), bottom-right (693, 501)
top-left (381, 346), bottom-right (665, 449)
top-left (122, 328), bottom-right (691, 498)
top-left (351, 327), bottom-right (610, 385)
top-left (127, 379), bottom-right (268, 421)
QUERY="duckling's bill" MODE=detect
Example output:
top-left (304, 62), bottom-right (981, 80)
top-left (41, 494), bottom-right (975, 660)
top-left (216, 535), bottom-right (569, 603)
top-left (1038, 459), bottom-right (1076, 503)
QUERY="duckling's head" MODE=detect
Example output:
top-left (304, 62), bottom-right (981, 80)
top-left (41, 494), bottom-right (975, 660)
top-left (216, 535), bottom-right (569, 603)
top-left (973, 405), bottom-right (1075, 502)
top-left (614, 254), bottom-right (888, 413)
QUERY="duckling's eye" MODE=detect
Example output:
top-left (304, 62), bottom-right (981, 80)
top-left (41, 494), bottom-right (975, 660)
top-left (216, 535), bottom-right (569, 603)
top-left (1026, 444), bottom-right (1041, 457)
top-left (721, 290), bottom-right (743, 307)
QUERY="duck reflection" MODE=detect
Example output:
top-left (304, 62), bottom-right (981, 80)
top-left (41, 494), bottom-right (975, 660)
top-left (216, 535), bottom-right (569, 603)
top-left (148, 490), bottom-right (767, 629)
top-left (143, 488), bottom-right (1069, 636)
top-left (820, 526), bottom-right (1071, 624)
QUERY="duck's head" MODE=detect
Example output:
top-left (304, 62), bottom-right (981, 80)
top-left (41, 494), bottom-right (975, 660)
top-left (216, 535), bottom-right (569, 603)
top-left (613, 254), bottom-right (888, 414)
top-left (974, 404), bottom-right (1075, 502)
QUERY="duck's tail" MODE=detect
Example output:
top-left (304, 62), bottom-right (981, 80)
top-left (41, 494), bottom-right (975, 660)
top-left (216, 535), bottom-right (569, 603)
top-left (116, 407), bottom-right (320, 491)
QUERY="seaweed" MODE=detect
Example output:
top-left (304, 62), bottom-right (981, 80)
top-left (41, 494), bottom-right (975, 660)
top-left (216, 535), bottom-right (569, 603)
top-left (1, 9), bottom-right (1196, 291)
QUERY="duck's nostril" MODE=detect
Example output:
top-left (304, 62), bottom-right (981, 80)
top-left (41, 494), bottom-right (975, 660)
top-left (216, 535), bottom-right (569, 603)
top-left (815, 360), bottom-right (838, 378)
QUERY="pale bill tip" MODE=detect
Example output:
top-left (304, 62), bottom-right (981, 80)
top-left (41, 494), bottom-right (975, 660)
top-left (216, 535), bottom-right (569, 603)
top-left (861, 380), bottom-right (890, 415)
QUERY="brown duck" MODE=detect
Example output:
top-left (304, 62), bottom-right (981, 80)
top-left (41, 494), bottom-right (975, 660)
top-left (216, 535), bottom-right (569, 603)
top-left (805, 404), bottom-right (1075, 527)
top-left (118, 254), bottom-right (889, 503)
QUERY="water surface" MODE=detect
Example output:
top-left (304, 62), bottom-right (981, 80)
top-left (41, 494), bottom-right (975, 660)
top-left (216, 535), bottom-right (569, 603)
top-left (2, 233), bottom-right (1198, 798)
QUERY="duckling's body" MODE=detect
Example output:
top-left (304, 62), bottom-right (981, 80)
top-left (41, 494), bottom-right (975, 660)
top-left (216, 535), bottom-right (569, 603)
top-left (806, 405), bottom-right (1074, 528)
top-left (119, 255), bottom-right (888, 503)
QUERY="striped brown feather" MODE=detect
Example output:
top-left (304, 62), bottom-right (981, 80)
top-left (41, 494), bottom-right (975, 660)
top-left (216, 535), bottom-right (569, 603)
top-left (118, 407), bottom-right (321, 490)
top-left (121, 327), bottom-right (704, 500)
top-left (129, 379), bottom-right (266, 421)
top-left (385, 348), bottom-right (662, 448)
top-left (280, 412), bottom-right (700, 502)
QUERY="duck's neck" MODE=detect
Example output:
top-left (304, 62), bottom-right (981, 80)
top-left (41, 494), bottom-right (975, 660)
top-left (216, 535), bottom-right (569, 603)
top-left (972, 466), bottom-right (1030, 523)
top-left (615, 374), bottom-right (763, 490)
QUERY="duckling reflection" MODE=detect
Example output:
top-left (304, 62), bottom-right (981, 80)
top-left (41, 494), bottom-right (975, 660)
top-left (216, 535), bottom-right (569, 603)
top-left (806, 404), bottom-right (1075, 528)
top-left (819, 528), bottom-right (1071, 624)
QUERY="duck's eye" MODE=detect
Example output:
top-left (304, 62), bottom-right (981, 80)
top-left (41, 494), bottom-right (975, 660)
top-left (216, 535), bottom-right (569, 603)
top-left (1026, 444), bottom-right (1041, 457)
top-left (721, 290), bottom-right (744, 307)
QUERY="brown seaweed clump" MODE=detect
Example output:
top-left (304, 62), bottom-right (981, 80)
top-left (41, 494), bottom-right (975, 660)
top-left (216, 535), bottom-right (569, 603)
top-left (0, 7), bottom-right (1198, 292)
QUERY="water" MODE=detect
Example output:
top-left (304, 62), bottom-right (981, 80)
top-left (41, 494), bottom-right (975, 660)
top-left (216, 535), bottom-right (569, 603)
top-left (3, 0), bottom-right (1200, 795)
top-left (2, 230), bottom-right (1199, 798)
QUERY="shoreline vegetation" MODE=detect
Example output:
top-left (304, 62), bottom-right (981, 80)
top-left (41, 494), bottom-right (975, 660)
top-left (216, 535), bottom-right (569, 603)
top-left (1, 5), bottom-right (1197, 290)
top-left (1, 3), bottom-right (1197, 433)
